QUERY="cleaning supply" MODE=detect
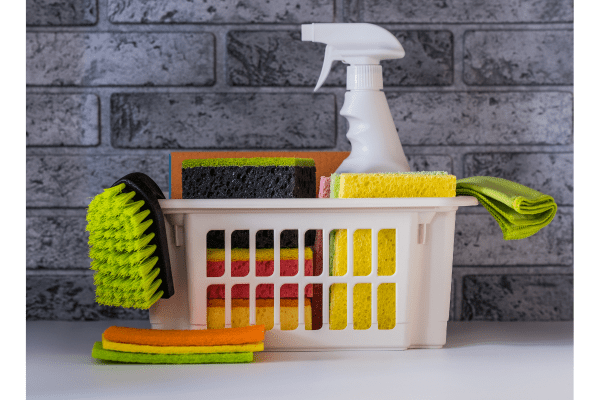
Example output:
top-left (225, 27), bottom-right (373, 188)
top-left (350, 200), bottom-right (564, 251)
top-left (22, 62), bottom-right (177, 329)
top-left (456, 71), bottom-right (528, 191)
top-left (318, 176), bottom-right (331, 199)
top-left (92, 325), bottom-right (264, 364)
top-left (310, 176), bottom-right (331, 330)
top-left (207, 247), bottom-right (314, 297)
top-left (208, 247), bottom-right (314, 279)
top-left (327, 172), bottom-right (457, 329)
top-left (330, 172), bottom-right (456, 198)
top-left (302, 23), bottom-right (410, 173)
top-left (103, 324), bottom-right (264, 346)
top-left (207, 298), bottom-right (312, 330)
top-left (182, 157), bottom-right (316, 199)
top-left (205, 247), bottom-right (314, 330)
top-left (181, 156), bottom-right (318, 330)
top-left (169, 151), bottom-right (350, 199)
top-left (86, 172), bottom-right (174, 309)
top-left (456, 176), bottom-right (557, 240)
top-left (102, 338), bottom-right (263, 354)
top-left (91, 342), bottom-right (253, 364)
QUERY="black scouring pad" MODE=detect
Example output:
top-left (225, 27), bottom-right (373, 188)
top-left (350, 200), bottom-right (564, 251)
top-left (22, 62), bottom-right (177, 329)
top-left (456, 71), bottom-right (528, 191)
top-left (181, 158), bottom-right (316, 199)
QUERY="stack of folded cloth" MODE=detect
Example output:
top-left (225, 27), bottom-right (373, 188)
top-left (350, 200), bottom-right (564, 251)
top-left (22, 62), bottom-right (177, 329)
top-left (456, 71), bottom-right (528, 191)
top-left (456, 176), bottom-right (557, 240)
top-left (205, 230), bottom-right (315, 330)
top-left (92, 325), bottom-right (264, 364)
top-left (181, 157), bottom-right (318, 330)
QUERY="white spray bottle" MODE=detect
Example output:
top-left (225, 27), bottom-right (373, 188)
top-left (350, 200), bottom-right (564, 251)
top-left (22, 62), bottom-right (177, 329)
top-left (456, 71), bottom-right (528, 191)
top-left (302, 23), bottom-right (410, 173)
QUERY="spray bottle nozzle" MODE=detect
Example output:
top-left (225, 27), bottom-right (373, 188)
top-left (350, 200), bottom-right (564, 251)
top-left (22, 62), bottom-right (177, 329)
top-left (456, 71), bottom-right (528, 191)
top-left (301, 23), bottom-right (405, 91)
top-left (301, 23), bottom-right (411, 174)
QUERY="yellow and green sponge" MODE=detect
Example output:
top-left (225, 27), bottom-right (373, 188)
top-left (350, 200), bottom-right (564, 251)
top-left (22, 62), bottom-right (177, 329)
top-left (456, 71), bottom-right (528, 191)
top-left (328, 171), bottom-right (456, 330)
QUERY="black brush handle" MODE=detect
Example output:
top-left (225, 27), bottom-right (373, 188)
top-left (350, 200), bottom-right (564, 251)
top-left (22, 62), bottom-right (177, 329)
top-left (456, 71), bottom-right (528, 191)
top-left (112, 173), bottom-right (174, 299)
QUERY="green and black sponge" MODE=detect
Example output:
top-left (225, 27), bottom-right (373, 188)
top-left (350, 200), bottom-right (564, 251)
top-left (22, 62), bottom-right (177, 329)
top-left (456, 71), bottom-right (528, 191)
top-left (86, 173), bottom-right (174, 309)
top-left (182, 157), bottom-right (316, 199)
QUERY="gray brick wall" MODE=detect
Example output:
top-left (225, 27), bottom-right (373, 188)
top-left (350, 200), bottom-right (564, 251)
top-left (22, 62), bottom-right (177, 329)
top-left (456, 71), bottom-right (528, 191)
top-left (26, 0), bottom-right (573, 321)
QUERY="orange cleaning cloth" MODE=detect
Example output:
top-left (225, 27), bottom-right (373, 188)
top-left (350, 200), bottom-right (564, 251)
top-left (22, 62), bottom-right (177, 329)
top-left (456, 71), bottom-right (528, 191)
top-left (103, 325), bottom-right (265, 347)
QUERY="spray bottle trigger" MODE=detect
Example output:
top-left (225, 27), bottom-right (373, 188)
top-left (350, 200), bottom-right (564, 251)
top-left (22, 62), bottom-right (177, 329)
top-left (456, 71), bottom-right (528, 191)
top-left (314, 45), bottom-right (339, 92)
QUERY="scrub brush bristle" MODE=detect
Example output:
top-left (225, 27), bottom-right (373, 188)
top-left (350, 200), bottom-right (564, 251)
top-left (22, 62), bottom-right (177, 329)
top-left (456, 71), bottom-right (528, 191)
top-left (86, 173), bottom-right (174, 309)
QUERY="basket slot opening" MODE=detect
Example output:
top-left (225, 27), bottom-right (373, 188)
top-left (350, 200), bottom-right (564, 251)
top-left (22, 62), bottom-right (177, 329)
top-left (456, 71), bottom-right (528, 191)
top-left (325, 228), bottom-right (398, 330)
top-left (306, 283), bottom-right (321, 330)
top-left (255, 284), bottom-right (274, 330)
top-left (206, 284), bottom-right (224, 329)
top-left (280, 284), bottom-right (299, 331)
top-left (280, 230), bottom-right (299, 277)
top-left (378, 283), bottom-right (396, 330)
top-left (255, 230), bottom-right (274, 277)
top-left (206, 230), bottom-right (225, 277)
top-left (310, 229), bottom-right (324, 330)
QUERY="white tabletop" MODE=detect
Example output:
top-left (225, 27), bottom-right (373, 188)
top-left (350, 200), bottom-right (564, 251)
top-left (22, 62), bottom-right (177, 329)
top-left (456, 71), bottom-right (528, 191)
top-left (26, 320), bottom-right (573, 400)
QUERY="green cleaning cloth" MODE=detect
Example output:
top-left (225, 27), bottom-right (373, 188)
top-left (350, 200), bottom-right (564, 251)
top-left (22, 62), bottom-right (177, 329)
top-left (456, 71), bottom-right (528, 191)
top-left (91, 342), bottom-right (253, 364)
top-left (456, 176), bottom-right (558, 240)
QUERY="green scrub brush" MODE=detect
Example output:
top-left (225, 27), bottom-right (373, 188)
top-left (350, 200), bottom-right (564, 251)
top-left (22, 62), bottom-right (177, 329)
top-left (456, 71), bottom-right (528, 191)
top-left (86, 172), bottom-right (174, 309)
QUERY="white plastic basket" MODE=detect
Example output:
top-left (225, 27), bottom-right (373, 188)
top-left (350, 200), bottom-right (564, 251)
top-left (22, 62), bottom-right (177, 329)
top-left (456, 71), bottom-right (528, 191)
top-left (149, 197), bottom-right (478, 350)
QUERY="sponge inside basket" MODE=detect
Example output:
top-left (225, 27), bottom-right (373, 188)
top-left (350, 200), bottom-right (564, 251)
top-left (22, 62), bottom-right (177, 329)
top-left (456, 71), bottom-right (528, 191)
top-left (182, 157), bottom-right (316, 199)
top-left (328, 172), bottom-right (456, 330)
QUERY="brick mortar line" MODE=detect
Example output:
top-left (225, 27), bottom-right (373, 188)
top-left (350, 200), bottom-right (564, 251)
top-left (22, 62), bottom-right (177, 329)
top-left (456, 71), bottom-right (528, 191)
top-left (25, 23), bottom-right (575, 33)
top-left (213, 26), bottom-right (229, 90)
top-left (26, 208), bottom-right (88, 217)
top-left (24, 149), bottom-right (575, 165)
top-left (453, 266), bottom-right (573, 272)
top-left (98, 90), bottom-right (112, 150)
top-left (95, 0), bottom-right (110, 30)
top-left (26, 269), bottom-right (93, 276)
top-left (450, 25), bottom-right (465, 91)
top-left (24, 146), bottom-right (575, 158)
top-left (25, 86), bottom-right (574, 93)
top-left (335, 0), bottom-right (343, 22)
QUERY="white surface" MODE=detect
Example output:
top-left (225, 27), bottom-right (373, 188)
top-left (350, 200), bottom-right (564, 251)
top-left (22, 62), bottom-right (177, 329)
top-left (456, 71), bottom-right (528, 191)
top-left (151, 197), bottom-right (478, 349)
top-left (301, 23), bottom-right (410, 173)
top-left (26, 321), bottom-right (573, 400)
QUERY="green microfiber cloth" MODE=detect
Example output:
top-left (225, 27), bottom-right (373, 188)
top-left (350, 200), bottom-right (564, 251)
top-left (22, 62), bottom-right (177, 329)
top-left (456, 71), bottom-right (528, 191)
top-left (91, 342), bottom-right (253, 364)
top-left (456, 176), bottom-right (558, 240)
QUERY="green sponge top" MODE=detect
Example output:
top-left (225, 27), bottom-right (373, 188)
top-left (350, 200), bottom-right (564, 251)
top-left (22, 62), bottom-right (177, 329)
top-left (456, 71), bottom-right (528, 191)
top-left (330, 171), bottom-right (449, 198)
top-left (182, 157), bottom-right (315, 169)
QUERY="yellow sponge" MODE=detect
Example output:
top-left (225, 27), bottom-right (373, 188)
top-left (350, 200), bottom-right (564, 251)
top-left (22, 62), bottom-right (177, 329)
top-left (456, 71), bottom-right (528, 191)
top-left (102, 337), bottom-right (264, 354)
top-left (329, 171), bottom-right (455, 330)
top-left (331, 172), bottom-right (456, 198)
top-left (207, 298), bottom-right (312, 331)
top-left (329, 229), bottom-right (396, 330)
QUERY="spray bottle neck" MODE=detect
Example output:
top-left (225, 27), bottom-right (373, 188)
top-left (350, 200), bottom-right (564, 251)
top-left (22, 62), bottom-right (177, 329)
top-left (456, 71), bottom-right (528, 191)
top-left (347, 65), bottom-right (383, 90)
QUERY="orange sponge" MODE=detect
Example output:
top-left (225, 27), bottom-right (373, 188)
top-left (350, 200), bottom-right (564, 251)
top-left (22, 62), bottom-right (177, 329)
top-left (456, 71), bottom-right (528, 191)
top-left (103, 325), bottom-right (265, 347)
